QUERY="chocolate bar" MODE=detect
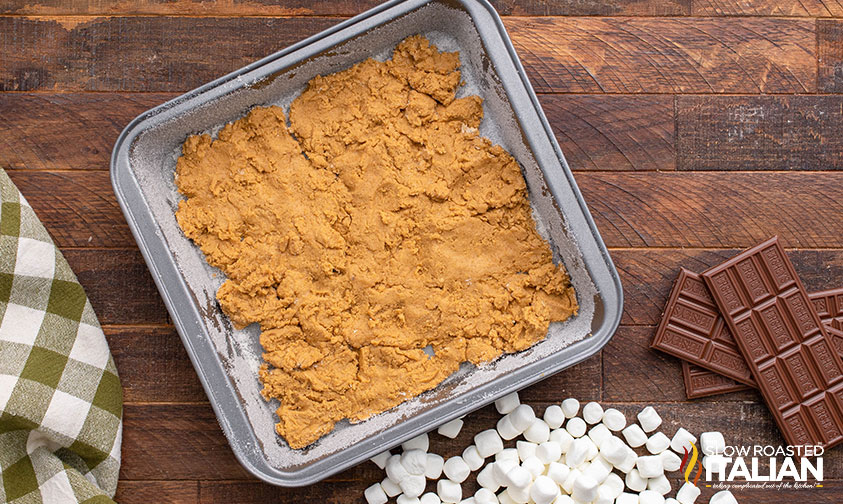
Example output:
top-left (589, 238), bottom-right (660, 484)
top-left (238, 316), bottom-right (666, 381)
top-left (682, 361), bottom-right (752, 399)
top-left (812, 287), bottom-right (843, 334)
top-left (702, 237), bottom-right (843, 448)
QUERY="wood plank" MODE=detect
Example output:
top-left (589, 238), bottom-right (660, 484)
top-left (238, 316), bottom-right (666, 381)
top-left (64, 248), bottom-right (168, 326)
top-left (819, 20), bottom-right (843, 94)
top-left (693, 0), bottom-right (843, 16)
top-left (504, 17), bottom-right (815, 93)
top-left (539, 94), bottom-right (674, 171)
top-left (115, 480), bottom-right (199, 504)
top-left (677, 95), bottom-right (843, 171)
top-left (0, 17), bottom-right (814, 93)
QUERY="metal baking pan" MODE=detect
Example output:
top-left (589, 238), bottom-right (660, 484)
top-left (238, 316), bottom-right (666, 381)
top-left (110, 0), bottom-right (622, 486)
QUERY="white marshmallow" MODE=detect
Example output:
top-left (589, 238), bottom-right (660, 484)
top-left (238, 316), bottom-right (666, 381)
top-left (437, 479), bottom-right (462, 503)
top-left (444, 456), bottom-right (471, 484)
top-left (700, 432), bottom-right (725, 456)
top-left (665, 500), bottom-right (680, 504)
top-left (536, 441), bottom-right (563, 464)
top-left (504, 486), bottom-right (530, 504)
top-left (521, 456), bottom-right (545, 478)
top-left (601, 473), bottom-right (624, 498)
top-left (588, 423), bottom-right (612, 447)
top-left (475, 429), bottom-right (505, 458)
top-left (544, 405), bottom-right (566, 429)
top-left (510, 404), bottom-right (537, 433)
top-left (476, 464), bottom-right (500, 492)
top-left (561, 398), bottom-right (580, 418)
top-left (365, 483), bottom-right (388, 504)
top-left (709, 490), bottom-right (738, 504)
top-left (524, 418), bottom-right (551, 443)
top-left (496, 448), bottom-right (520, 464)
top-left (497, 490), bottom-right (517, 504)
top-left (549, 428), bottom-right (574, 452)
top-left (599, 436), bottom-right (627, 466)
top-left (670, 428), bottom-right (697, 455)
top-left (463, 446), bottom-right (485, 472)
top-left (637, 455), bottom-right (665, 478)
top-left (554, 495), bottom-right (576, 504)
top-left (420, 493), bottom-right (442, 504)
top-left (615, 445), bottom-right (638, 473)
top-left (602, 408), bottom-right (627, 431)
top-left (594, 485), bottom-right (616, 504)
top-left (566, 417), bottom-right (587, 438)
top-left (615, 492), bottom-right (640, 504)
top-left (387, 454), bottom-right (411, 483)
top-left (400, 474), bottom-right (427, 498)
top-left (581, 456), bottom-right (612, 483)
top-left (397, 494), bottom-right (422, 504)
top-left (572, 474), bottom-right (599, 503)
top-left (382, 477), bottom-right (402, 497)
top-left (403, 449), bottom-right (429, 475)
top-left (371, 451), bottom-right (391, 469)
top-left (561, 467), bottom-right (581, 494)
top-left (646, 432), bottom-right (671, 455)
top-left (458, 499), bottom-right (475, 504)
top-left (505, 465), bottom-right (532, 489)
top-left (585, 437), bottom-right (599, 461)
top-left (675, 482), bottom-right (700, 504)
top-left (565, 438), bottom-right (590, 468)
top-left (516, 440), bottom-right (538, 462)
top-left (438, 418), bottom-right (464, 439)
top-left (530, 475), bottom-right (560, 504)
top-left (474, 488), bottom-right (497, 504)
top-left (496, 392), bottom-right (521, 414)
top-left (638, 490), bottom-right (665, 504)
top-left (497, 415), bottom-right (521, 441)
top-left (403, 433), bottom-right (430, 452)
top-left (583, 402), bottom-right (604, 424)
top-left (622, 424), bottom-right (648, 448)
top-left (625, 468), bottom-right (647, 492)
top-left (425, 453), bottom-right (445, 479)
top-left (547, 461), bottom-right (571, 484)
top-left (660, 450), bottom-right (682, 472)
top-left (637, 407), bottom-right (662, 433)
top-left (493, 459), bottom-right (518, 486)
top-left (647, 474), bottom-right (671, 495)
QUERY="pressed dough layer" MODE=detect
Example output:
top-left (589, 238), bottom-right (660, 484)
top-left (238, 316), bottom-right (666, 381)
top-left (174, 36), bottom-right (577, 449)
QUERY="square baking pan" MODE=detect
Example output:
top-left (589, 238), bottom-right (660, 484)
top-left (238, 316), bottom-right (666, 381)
top-left (110, 0), bottom-right (622, 486)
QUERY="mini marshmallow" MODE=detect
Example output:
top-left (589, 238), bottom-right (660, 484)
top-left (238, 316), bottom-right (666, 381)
top-left (615, 445), bottom-right (638, 473)
top-left (387, 454), bottom-right (411, 483)
top-left (700, 432), bottom-right (725, 456)
top-left (599, 436), bottom-right (627, 466)
top-left (496, 392), bottom-right (521, 415)
top-left (638, 490), bottom-right (666, 504)
top-left (646, 432), bottom-right (671, 455)
top-left (400, 474), bottom-right (427, 498)
top-left (403, 450), bottom-right (429, 475)
top-left (544, 405), bottom-right (566, 429)
top-left (497, 491), bottom-right (517, 504)
top-left (474, 488), bottom-right (497, 504)
top-left (554, 495), bottom-right (576, 504)
top-left (510, 404), bottom-right (537, 433)
top-left (496, 448), bottom-right (520, 464)
top-left (709, 490), bottom-right (738, 504)
top-left (625, 468), bottom-right (647, 492)
top-left (546, 461), bottom-right (571, 484)
top-left (615, 493), bottom-right (639, 504)
top-left (493, 459), bottom-right (518, 486)
top-left (588, 423), bottom-right (612, 447)
top-left (536, 441), bottom-right (563, 464)
top-left (497, 415), bottom-right (521, 441)
top-left (565, 438), bottom-right (590, 468)
top-left (524, 418), bottom-right (551, 443)
top-left (594, 485), bottom-right (616, 504)
top-left (438, 418), bottom-right (464, 439)
top-left (397, 494), bottom-right (422, 504)
top-left (561, 398), bottom-right (580, 418)
top-left (517, 441), bottom-right (538, 462)
top-left (382, 477), bottom-right (402, 497)
top-left (585, 437), bottom-right (599, 461)
top-left (458, 499), bottom-right (475, 504)
top-left (371, 451), bottom-right (391, 469)
top-left (425, 453), bottom-right (445, 479)
top-left (505, 465), bottom-right (532, 490)
top-left (583, 402), bottom-right (604, 424)
top-left (530, 475), bottom-right (560, 504)
top-left (572, 474), bottom-right (599, 503)
top-left (421, 494), bottom-right (442, 504)
top-left (660, 450), bottom-right (682, 472)
top-left (521, 456), bottom-right (545, 478)
top-left (444, 456), bottom-right (471, 484)
top-left (561, 467), bottom-right (582, 494)
top-left (403, 433), bottom-right (430, 452)
top-left (665, 500), bottom-right (680, 504)
top-left (581, 456), bottom-right (612, 483)
top-left (622, 424), bottom-right (648, 448)
top-left (637, 455), bottom-right (665, 478)
top-left (675, 482), bottom-right (701, 504)
top-left (601, 408), bottom-right (627, 431)
top-left (549, 428), bottom-right (574, 452)
top-left (566, 417), bottom-right (587, 438)
top-left (670, 428), bottom-right (697, 455)
top-left (505, 486), bottom-right (530, 504)
top-left (475, 429), bottom-right (505, 458)
top-left (365, 483), bottom-right (388, 504)
top-left (476, 464), bottom-right (500, 492)
top-left (437, 479), bottom-right (462, 504)
top-left (463, 446), bottom-right (485, 471)
top-left (601, 473), bottom-right (624, 498)
top-left (647, 474), bottom-right (671, 495)
top-left (637, 406), bottom-right (662, 432)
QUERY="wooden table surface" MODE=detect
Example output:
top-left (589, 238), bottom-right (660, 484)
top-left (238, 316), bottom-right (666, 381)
top-left (3, 0), bottom-right (843, 502)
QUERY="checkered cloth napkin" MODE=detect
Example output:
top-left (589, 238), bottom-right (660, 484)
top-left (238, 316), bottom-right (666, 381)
top-left (0, 169), bottom-right (122, 503)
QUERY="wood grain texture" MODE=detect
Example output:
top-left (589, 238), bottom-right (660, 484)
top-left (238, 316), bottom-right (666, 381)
top-left (504, 17), bottom-right (815, 93)
top-left (539, 94), bottom-right (675, 171)
top-left (115, 480), bottom-right (199, 504)
top-left (819, 20), bottom-right (843, 93)
top-left (693, 0), bottom-right (843, 16)
top-left (677, 95), bottom-right (843, 171)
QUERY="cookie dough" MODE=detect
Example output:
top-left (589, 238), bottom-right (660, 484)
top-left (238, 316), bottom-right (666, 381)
top-left (174, 36), bottom-right (577, 449)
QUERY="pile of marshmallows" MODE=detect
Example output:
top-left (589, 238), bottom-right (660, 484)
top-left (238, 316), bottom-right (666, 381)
top-left (364, 394), bottom-right (739, 504)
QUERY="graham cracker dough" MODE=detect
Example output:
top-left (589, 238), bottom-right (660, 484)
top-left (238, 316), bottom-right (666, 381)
top-left (174, 36), bottom-right (577, 449)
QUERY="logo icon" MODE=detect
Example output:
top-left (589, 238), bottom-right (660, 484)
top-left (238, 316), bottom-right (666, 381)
top-left (680, 442), bottom-right (703, 487)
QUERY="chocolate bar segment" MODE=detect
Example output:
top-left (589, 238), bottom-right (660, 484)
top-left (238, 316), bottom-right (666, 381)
top-left (651, 268), bottom-right (756, 386)
top-left (702, 237), bottom-right (843, 448)
top-left (812, 287), bottom-right (843, 333)
top-left (682, 361), bottom-right (752, 399)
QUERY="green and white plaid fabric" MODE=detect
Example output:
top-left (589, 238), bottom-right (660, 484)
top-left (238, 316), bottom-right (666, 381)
top-left (0, 169), bottom-right (122, 504)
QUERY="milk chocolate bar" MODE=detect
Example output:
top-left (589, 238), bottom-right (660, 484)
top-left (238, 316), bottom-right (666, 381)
top-left (682, 361), bottom-right (752, 399)
top-left (812, 287), bottom-right (843, 334)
